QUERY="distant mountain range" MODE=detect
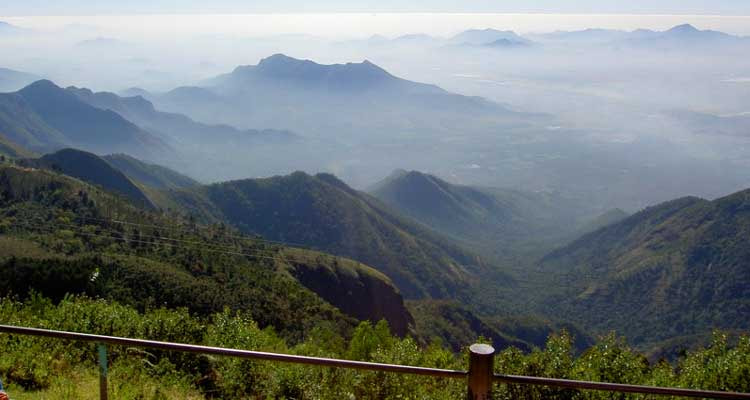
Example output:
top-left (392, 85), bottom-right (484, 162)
top-left (146, 53), bottom-right (520, 137)
top-left (449, 28), bottom-right (533, 47)
top-left (619, 24), bottom-right (747, 50)
top-left (212, 54), bottom-right (427, 93)
top-left (70, 83), bottom-right (340, 183)
top-left (531, 24), bottom-right (747, 48)
top-left (352, 25), bottom-right (745, 50)
top-left (0, 79), bottom-right (312, 183)
top-left (528, 28), bottom-right (632, 43)
top-left (74, 37), bottom-right (129, 49)
top-left (539, 188), bottom-right (750, 350)
top-left (68, 86), bottom-right (299, 144)
top-left (0, 80), bottom-right (170, 160)
top-left (353, 29), bottom-right (532, 48)
top-left (137, 53), bottom-right (547, 186)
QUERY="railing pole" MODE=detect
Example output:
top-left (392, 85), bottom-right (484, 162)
top-left (98, 343), bottom-right (108, 400)
top-left (468, 343), bottom-right (495, 400)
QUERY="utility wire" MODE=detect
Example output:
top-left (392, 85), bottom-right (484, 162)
top-left (77, 215), bottom-right (315, 249)
top-left (12, 219), bottom-right (321, 266)
top-left (12, 220), bottom-right (682, 313)
top-left (60, 218), bottom-right (278, 254)
top-left (13, 215), bottom-right (662, 297)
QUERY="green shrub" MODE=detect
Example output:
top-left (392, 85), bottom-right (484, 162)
top-left (1, 296), bottom-right (750, 399)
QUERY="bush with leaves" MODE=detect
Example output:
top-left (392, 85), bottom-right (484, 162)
top-left (2, 295), bottom-right (750, 399)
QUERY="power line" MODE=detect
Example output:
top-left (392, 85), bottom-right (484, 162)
top-left (12, 219), bottom-right (322, 266)
top-left (11, 217), bottom-right (625, 293)
top-left (11, 213), bottom-right (687, 306)
top-left (11, 220), bottom-right (693, 315)
top-left (77, 215), bottom-right (315, 249)
top-left (59, 218), bottom-right (276, 254)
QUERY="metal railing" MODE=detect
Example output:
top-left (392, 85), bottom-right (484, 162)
top-left (1, 324), bottom-right (749, 400)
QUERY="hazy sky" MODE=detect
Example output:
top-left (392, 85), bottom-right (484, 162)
top-left (6, 13), bottom-right (750, 38)
top-left (2, 0), bottom-right (749, 15)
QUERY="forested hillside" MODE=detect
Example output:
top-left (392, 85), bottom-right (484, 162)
top-left (539, 190), bottom-right (750, 350)
top-left (22, 148), bottom-right (155, 209)
top-left (158, 171), bottom-right (490, 299)
top-left (0, 164), bottom-right (413, 337)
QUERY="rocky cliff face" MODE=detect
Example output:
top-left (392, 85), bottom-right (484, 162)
top-left (284, 251), bottom-right (414, 336)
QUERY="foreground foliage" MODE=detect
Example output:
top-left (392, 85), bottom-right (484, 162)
top-left (0, 296), bottom-right (749, 399)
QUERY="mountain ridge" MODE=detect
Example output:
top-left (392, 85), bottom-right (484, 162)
top-left (531, 24), bottom-right (746, 47)
top-left (22, 148), bottom-right (155, 209)
top-left (157, 170), bottom-right (491, 299)
top-left (538, 188), bottom-right (750, 349)
top-left (369, 169), bottom-right (592, 257)
top-left (450, 28), bottom-right (532, 46)
top-left (67, 84), bottom-right (306, 182)
top-left (0, 80), bottom-right (171, 160)
top-left (209, 53), bottom-right (445, 95)
top-left (0, 163), bottom-right (415, 337)
top-left (149, 53), bottom-right (513, 134)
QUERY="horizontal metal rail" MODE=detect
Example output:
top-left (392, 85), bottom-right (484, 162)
top-left (2, 324), bottom-right (750, 399)
top-left (0, 325), bottom-right (466, 379)
top-left (495, 374), bottom-right (750, 399)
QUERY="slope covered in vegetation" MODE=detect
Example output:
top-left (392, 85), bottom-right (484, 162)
top-left (0, 164), bottom-right (413, 337)
top-left (1, 295), bottom-right (749, 399)
top-left (539, 190), bottom-right (750, 349)
top-left (159, 171), bottom-right (489, 299)
top-left (24, 148), bottom-right (155, 209)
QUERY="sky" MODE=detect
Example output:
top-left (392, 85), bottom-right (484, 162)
top-left (4, 14), bottom-right (750, 38)
top-left (1, 0), bottom-right (750, 15)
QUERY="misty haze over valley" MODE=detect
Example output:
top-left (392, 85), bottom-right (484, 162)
top-left (2, 6), bottom-right (750, 398)
top-left (2, 15), bottom-right (750, 212)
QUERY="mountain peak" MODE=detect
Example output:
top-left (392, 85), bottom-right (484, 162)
top-left (667, 24), bottom-right (700, 33)
top-left (21, 79), bottom-right (62, 92)
top-left (451, 28), bottom-right (528, 46)
top-left (395, 33), bottom-right (436, 41)
top-left (18, 80), bottom-right (71, 102)
top-left (229, 54), bottom-right (395, 90)
top-left (465, 28), bottom-right (513, 34)
top-left (36, 148), bottom-right (154, 209)
top-left (403, 169), bottom-right (432, 181)
top-left (256, 54), bottom-right (388, 75)
top-left (257, 53), bottom-right (303, 68)
top-left (66, 85), bottom-right (94, 96)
